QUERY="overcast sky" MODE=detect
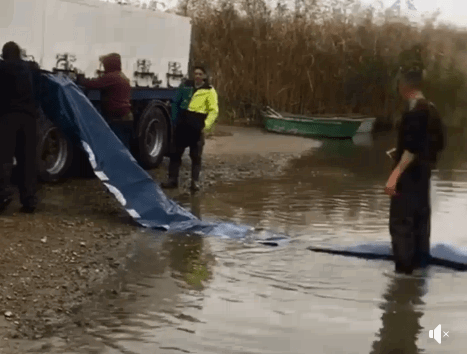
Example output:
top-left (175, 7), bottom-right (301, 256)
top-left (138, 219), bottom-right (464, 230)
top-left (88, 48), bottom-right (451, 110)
top-left (359, 0), bottom-right (467, 28)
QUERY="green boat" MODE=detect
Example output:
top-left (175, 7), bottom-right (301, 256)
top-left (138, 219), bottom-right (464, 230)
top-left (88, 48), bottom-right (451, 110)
top-left (261, 107), bottom-right (365, 139)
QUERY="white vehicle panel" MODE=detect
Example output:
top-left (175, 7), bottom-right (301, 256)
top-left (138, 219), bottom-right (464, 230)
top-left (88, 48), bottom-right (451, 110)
top-left (0, 0), bottom-right (191, 88)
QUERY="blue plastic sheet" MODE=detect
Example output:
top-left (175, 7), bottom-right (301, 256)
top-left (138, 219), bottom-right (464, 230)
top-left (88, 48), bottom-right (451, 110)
top-left (308, 242), bottom-right (467, 271)
top-left (37, 73), bottom-right (289, 246)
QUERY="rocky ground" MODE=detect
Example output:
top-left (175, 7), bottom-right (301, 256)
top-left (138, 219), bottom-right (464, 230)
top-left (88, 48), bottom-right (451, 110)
top-left (0, 125), bottom-right (317, 353)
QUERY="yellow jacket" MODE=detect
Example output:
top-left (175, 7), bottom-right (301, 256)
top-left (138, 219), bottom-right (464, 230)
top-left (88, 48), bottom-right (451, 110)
top-left (171, 80), bottom-right (219, 133)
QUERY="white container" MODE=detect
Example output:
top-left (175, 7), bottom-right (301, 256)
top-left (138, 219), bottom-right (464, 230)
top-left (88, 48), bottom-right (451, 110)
top-left (0, 0), bottom-right (192, 88)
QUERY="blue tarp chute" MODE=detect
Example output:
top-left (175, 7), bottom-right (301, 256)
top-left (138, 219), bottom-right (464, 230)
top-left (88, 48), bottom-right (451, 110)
top-left (37, 73), bottom-right (289, 246)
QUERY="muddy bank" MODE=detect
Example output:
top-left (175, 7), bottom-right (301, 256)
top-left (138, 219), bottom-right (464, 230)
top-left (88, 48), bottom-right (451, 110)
top-left (0, 125), bottom-right (316, 353)
top-left (150, 125), bottom-right (320, 192)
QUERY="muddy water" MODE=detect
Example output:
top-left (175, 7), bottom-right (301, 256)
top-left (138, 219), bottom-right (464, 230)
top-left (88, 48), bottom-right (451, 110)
top-left (76, 131), bottom-right (467, 353)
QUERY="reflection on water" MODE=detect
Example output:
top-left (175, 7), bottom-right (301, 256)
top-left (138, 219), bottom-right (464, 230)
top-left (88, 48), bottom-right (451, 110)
top-left (189, 194), bottom-right (202, 220)
top-left (206, 133), bottom-right (396, 241)
top-left (73, 130), bottom-right (467, 353)
top-left (370, 276), bottom-right (427, 354)
top-left (165, 233), bottom-right (213, 291)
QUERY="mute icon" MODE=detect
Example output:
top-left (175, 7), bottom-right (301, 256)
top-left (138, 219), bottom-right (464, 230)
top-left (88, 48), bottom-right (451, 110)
top-left (429, 325), bottom-right (442, 344)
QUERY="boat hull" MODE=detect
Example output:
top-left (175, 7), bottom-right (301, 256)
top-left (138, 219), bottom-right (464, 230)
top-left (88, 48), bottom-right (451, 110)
top-left (355, 117), bottom-right (376, 133)
top-left (263, 115), bottom-right (362, 139)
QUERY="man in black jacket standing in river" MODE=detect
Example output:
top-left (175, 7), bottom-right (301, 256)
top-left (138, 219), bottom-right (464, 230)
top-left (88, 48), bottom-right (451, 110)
top-left (0, 41), bottom-right (40, 213)
top-left (384, 69), bottom-right (445, 275)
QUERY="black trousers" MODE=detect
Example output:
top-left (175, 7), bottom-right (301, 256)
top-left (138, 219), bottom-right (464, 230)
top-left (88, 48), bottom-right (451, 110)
top-left (389, 189), bottom-right (431, 273)
top-left (0, 112), bottom-right (38, 207)
top-left (168, 123), bottom-right (205, 181)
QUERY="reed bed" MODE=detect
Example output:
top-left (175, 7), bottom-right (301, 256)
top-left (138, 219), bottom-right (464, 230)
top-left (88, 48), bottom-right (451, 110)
top-left (175, 0), bottom-right (467, 128)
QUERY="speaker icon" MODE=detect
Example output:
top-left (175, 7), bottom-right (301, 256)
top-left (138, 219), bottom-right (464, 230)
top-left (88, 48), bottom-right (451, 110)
top-left (429, 325), bottom-right (442, 344)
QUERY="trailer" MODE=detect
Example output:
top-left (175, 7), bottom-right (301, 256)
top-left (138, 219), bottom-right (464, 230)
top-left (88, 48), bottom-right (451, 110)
top-left (1, 0), bottom-right (192, 182)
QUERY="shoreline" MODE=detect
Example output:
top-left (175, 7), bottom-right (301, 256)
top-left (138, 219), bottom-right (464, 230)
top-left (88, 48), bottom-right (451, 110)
top-left (0, 125), bottom-right (316, 353)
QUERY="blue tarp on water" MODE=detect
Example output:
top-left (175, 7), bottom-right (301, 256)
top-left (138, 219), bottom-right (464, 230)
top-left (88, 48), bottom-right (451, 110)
top-left (37, 73), bottom-right (289, 246)
top-left (308, 242), bottom-right (467, 271)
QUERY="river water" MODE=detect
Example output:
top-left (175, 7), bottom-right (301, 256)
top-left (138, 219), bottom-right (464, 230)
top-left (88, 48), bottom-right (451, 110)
top-left (81, 130), bottom-right (467, 354)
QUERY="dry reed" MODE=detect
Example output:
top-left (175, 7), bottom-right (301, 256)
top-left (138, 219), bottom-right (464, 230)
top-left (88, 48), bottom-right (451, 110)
top-left (178, 0), bottom-right (467, 128)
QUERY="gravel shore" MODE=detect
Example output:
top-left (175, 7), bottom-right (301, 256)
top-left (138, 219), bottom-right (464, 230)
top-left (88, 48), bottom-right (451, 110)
top-left (0, 125), bottom-right (317, 353)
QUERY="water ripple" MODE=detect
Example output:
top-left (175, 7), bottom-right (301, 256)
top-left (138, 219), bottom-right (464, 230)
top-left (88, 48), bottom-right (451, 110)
top-left (76, 135), bottom-right (467, 354)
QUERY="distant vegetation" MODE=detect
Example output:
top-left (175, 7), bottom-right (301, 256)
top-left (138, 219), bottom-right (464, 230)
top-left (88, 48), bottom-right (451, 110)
top-left (105, 0), bottom-right (467, 128)
top-left (170, 0), bottom-right (467, 128)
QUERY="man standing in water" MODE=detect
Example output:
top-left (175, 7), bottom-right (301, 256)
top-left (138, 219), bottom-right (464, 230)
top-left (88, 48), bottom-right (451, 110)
top-left (161, 65), bottom-right (219, 191)
top-left (384, 69), bottom-right (445, 275)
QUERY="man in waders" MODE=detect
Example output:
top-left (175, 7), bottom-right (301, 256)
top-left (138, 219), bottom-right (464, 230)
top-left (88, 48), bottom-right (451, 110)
top-left (161, 65), bottom-right (219, 191)
top-left (77, 53), bottom-right (133, 146)
top-left (385, 69), bottom-right (445, 275)
top-left (0, 41), bottom-right (40, 213)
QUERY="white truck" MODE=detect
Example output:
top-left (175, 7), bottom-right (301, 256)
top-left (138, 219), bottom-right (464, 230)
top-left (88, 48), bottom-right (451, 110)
top-left (1, 0), bottom-right (192, 181)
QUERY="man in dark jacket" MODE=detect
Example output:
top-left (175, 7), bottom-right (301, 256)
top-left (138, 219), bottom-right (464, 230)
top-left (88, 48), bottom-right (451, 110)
top-left (384, 69), bottom-right (445, 275)
top-left (0, 41), bottom-right (40, 213)
top-left (77, 53), bottom-right (133, 144)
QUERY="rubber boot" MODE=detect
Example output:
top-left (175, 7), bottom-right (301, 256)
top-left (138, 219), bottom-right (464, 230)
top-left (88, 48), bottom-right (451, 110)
top-left (20, 196), bottom-right (38, 214)
top-left (161, 178), bottom-right (178, 189)
top-left (190, 163), bottom-right (201, 192)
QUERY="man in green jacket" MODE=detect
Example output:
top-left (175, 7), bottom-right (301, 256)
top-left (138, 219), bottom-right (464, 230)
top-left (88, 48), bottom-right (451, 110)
top-left (161, 65), bottom-right (219, 191)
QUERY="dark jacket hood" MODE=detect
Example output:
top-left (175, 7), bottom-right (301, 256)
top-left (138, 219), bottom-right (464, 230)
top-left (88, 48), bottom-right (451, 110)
top-left (101, 53), bottom-right (122, 73)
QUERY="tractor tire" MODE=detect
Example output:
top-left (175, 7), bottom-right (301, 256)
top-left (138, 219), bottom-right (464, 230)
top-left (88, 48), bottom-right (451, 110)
top-left (135, 102), bottom-right (169, 169)
top-left (36, 114), bottom-right (73, 182)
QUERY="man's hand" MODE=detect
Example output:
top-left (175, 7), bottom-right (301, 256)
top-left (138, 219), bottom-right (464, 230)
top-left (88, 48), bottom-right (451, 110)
top-left (384, 172), bottom-right (399, 197)
top-left (204, 124), bottom-right (214, 136)
top-left (384, 150), bottom-right (416, 197)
